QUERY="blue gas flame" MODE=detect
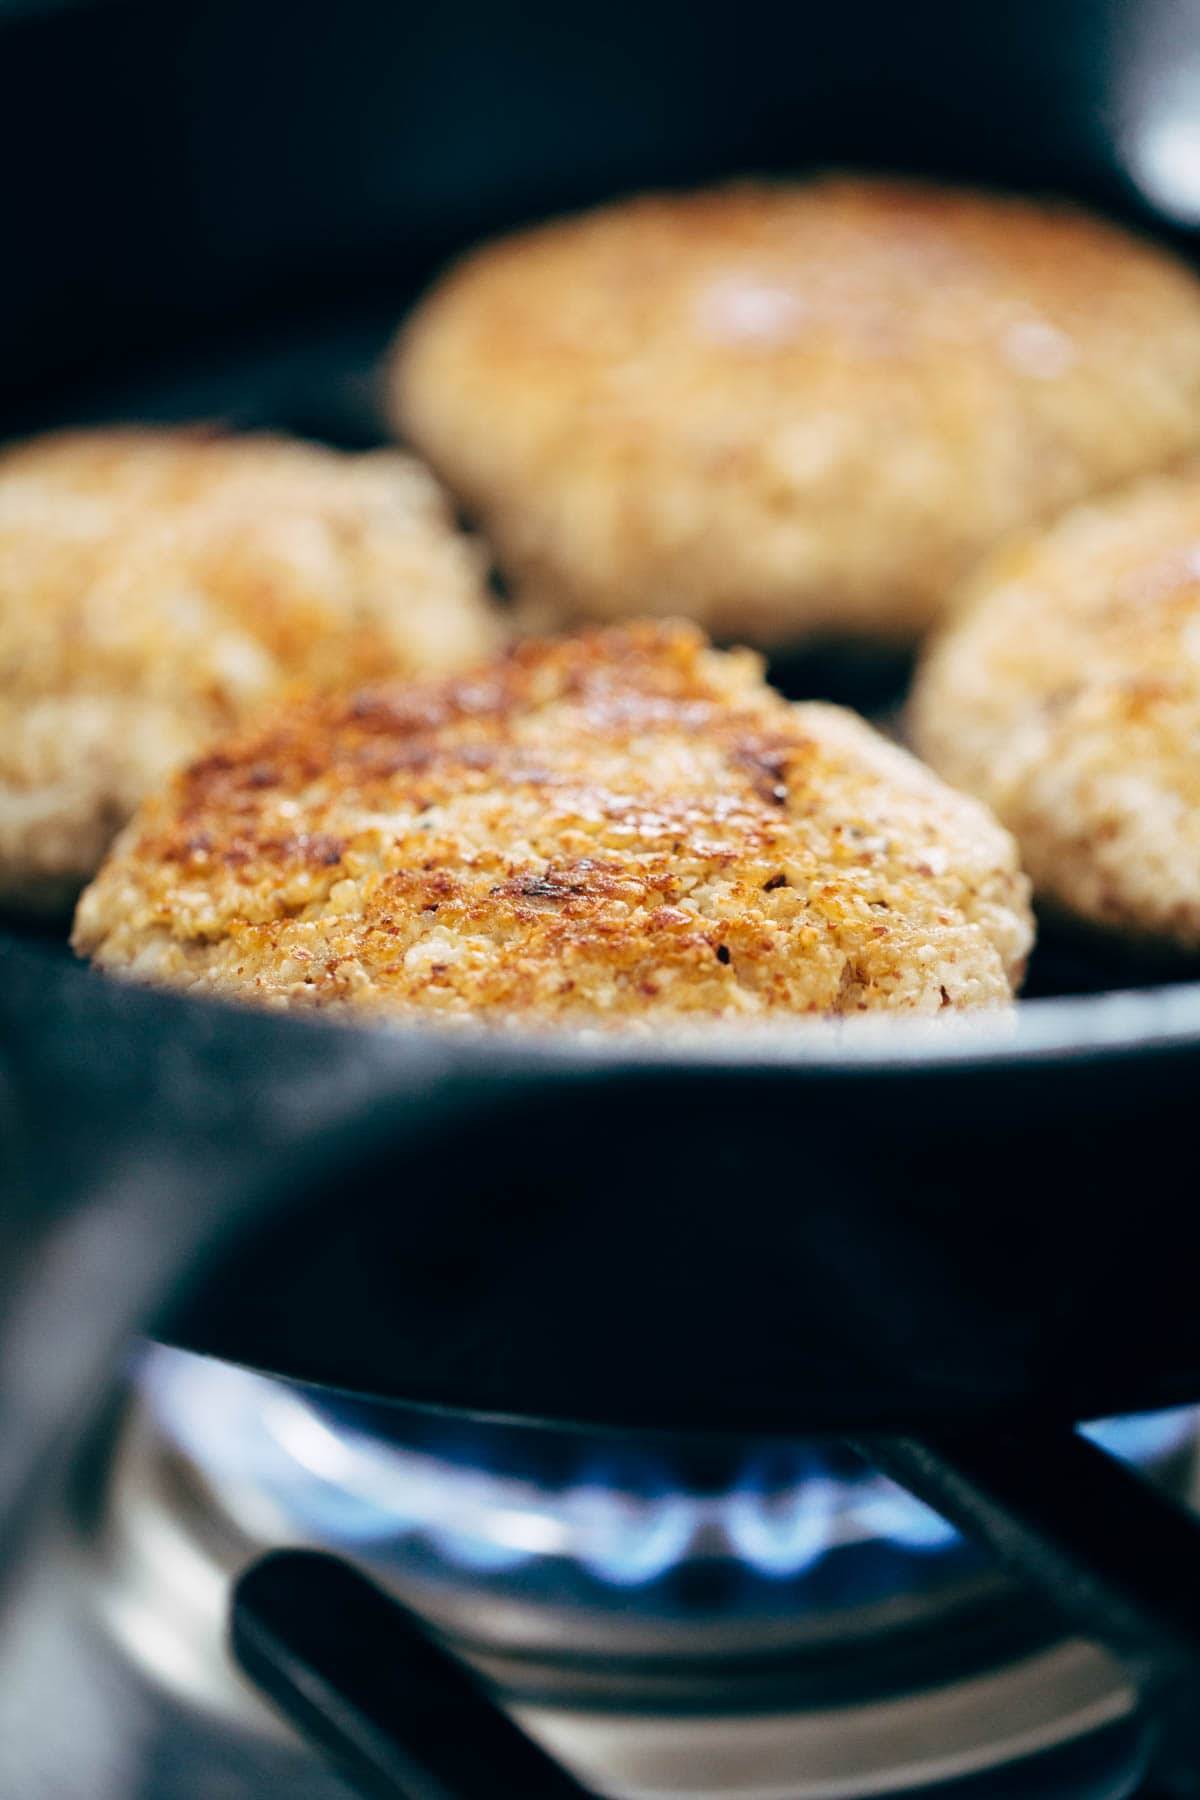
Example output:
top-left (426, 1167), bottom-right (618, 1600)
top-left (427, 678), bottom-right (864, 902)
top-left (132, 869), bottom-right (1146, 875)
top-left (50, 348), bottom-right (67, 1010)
top-left (726, 1450), bottom-right (838, 1576)
top-left (567, 1457), bottom-right (699, 1586)
top-left (427, 1524), bottom-right (536, 1575)
top-left (848, 1484), bottom-right (960, 1553)
top-left (136, 1347), bottom-right (1200, 1595)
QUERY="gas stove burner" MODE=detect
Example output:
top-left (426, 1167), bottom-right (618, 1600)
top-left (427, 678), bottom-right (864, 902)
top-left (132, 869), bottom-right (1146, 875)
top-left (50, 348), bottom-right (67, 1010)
top-left (136, 1346), bottom-right (1196, 1600)
top-left (137, 1345), bottom-right (976, 1596)
top-left (64, 1345), bottom-right (1192, 1799)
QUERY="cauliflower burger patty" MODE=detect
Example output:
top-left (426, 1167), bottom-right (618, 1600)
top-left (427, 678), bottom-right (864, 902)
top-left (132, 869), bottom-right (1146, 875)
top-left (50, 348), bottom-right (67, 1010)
top-left (391, 177), bottom-right (1200, 648)
top-left (911, 463), bottom-right (1200, 953)
top-left (0, 428), bottom-right (500, 910)
top-left (75, 622), bottom-right (1032, 1024)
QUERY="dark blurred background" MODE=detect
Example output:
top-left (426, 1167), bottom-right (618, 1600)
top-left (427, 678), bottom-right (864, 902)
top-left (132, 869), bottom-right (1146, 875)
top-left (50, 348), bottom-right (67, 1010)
top-left (3, 0), bottom-right (1197, 435)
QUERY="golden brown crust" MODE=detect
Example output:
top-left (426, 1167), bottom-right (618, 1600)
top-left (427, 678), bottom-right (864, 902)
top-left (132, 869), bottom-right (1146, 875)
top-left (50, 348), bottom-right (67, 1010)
top-left (910, 462), bottom-right (1200, 952)
top-left (75, 622), bottom-right (1032, 1026)
top-left (0, 428), bottom-right (501, 908)
top-left (391, 177), bottom-right (1200, 646)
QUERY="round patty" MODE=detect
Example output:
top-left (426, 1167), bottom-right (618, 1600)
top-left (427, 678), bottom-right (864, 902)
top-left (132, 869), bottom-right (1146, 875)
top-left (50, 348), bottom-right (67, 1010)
top-left (910, 462), bottom-right (1200, 952)
top-left (75, 622), bottom-right (1032, 1025)
top-left (390, 177), bottom-right (1200, 648)
top-left (0, 428), bottom-right (500, 911)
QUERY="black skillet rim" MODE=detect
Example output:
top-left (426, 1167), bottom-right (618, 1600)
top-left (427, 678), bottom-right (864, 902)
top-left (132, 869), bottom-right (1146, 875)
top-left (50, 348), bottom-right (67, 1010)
top-left (12, 926), bottom-right (1200, 1077)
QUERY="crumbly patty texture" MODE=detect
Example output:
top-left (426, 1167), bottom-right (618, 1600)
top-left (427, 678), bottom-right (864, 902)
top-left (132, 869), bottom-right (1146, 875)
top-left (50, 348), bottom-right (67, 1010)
top-left (390, 177), bottom-right (1200, 647)
top-left (910, 462), bottom-right (1200, 951)
top-left (75, 623), bottom-right (1032, 1025)
top-left (0, 428), bottom-right (500, 910)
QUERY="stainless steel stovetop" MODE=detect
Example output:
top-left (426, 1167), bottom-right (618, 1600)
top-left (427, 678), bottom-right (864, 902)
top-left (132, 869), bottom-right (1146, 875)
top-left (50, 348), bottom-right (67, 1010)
top-left (0, 1344), bottom-right (1190, 1800)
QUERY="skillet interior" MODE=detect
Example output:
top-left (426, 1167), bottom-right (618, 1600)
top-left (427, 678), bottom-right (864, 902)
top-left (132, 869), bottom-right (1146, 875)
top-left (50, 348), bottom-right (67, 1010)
top-left (4, 0), bottom-right (1200, 1433)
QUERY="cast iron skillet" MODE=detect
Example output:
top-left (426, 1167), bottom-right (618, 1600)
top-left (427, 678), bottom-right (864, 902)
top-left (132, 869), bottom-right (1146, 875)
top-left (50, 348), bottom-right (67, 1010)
top-left (6, 0), bottom-right (1200, 1784)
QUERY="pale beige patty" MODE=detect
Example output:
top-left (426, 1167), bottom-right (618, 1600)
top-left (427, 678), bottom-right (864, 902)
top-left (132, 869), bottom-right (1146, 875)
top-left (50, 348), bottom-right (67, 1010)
top-left (911, 462), bottom-right (1200, 951)
top-left (75, 622), bottom-right (1032, 1025)
top-left (0, 428), bottom-right (501, 910)
top-left (390, 176), bottom-right (1200, 649)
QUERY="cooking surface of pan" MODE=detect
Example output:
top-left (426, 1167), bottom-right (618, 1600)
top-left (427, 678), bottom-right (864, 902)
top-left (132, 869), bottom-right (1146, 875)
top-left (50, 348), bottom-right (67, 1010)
top-left (4, 0), bottom-right (1200, 1445)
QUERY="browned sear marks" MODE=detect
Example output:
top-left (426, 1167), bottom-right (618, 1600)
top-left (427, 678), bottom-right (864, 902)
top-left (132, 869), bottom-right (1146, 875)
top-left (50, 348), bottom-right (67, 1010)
top-left (75, 622), bottom-right (1032, 1026)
